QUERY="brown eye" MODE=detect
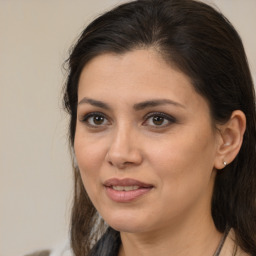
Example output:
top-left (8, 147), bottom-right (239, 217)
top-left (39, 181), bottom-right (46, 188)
top-left (82, 112), bottom-right (109, 127)
top-left (93, 115), bottom-right (105, 125)
top-left (152, 116), bottom-right (165, 125)
top-left (143, 112), bottom-right (176, 128)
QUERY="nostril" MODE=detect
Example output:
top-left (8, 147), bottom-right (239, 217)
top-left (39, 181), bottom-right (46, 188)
top-left (108, 160), bottom-right (114, 166)
top-left (108, 160), bottom-right (132, 169)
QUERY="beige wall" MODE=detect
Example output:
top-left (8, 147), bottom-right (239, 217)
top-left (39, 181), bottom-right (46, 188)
top-left (0, 1), bottom-right (255, 256)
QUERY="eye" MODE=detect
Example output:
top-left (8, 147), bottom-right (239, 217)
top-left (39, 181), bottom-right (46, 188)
top-left (81, 112), bottom-right (110, 127)
top-left (143, 112), bottom-right (176, 127)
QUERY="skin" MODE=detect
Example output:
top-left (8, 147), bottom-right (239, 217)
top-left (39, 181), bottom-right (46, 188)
top-left (74, 49), bottom-right (244, 256)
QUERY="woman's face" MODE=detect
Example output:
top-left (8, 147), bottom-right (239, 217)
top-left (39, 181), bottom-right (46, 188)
top-left (74, 49), bottom-right (221, 233)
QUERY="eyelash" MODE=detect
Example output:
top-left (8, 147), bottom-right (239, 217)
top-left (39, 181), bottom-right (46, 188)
top-left (80, 112), bottom-right (176, 129)
top-left (80, 112), bottom-right (110, 128)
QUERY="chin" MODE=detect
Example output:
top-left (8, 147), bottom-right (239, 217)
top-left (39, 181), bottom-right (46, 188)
top-left (104, 212), bottom-right (150, 233)
top-left (109, 223), bottom-right (146, 233)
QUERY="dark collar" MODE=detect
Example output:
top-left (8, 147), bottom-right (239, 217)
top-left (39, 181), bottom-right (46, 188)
top-left (89, 227), bottom-right (121, 256)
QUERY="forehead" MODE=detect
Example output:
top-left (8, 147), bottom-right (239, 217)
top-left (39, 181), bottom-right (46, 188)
top-left (77, 49), bottom-right (208, 112)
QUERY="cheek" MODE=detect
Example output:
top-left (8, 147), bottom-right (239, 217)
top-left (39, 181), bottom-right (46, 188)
top-left (74, 131), bottom-right (107, 194)
top-left (75, 142), bottom-right (96, 173)
top-left (74, 138), bottom-right (106, 213)
top-left (74, 128), bottom-right (107, 169)
top-left (147, 127), bottom-right (217, 189)
top-left (144, 130), bottom-right (217, 219)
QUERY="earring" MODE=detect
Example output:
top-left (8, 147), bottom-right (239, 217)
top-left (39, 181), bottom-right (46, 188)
top-left (223, 161), bottom-right (227, 167)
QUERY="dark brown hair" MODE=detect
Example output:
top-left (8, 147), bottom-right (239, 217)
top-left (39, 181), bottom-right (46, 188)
top-left (63, 0), bottom-right (256, 255)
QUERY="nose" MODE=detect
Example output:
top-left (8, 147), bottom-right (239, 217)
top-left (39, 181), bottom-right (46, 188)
top-left (105, 126), bottom-right (143, 169)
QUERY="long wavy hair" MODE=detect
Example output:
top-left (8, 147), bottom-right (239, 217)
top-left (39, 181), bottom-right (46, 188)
top-left (63, 0), bottom-right (256, 255)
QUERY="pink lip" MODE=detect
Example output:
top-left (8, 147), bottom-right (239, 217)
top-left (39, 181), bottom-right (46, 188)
top-left (103, 178), bottom-right (153, 203)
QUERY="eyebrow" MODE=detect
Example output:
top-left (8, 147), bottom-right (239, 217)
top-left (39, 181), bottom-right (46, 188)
top-left (78, 97), bottom-right (185, 110)
top-left (133, 99), bottom-right (185, 110)
top-left (78, 97), bottom-right (111, 110)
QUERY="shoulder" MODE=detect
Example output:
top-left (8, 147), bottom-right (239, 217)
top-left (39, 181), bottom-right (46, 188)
top-left (220, 229), bottom-right (251, 256)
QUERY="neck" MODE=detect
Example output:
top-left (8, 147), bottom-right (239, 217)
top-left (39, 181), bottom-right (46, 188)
top-left (118, 212), bottom-right (222, 256)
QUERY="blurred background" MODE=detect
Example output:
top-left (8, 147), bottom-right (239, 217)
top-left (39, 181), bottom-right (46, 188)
top-left (0, 1), bottom-right (255, 255)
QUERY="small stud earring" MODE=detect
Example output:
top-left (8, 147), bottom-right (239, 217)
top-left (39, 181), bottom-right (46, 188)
top-left (223, 161), bottom-right (227, 166)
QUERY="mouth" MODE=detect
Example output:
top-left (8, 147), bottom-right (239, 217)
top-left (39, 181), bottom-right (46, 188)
top-left (111, 185), bottom-right (140, 191)
top-left (103, 178), bottom-right (154, 203)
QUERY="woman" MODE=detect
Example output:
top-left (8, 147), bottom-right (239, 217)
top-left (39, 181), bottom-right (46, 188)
top-left (63, 0), bottom-right (256, 255)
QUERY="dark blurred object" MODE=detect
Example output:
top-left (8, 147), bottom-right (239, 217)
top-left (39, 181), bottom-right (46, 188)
top-left (24, 250), bottom-right (51, 256)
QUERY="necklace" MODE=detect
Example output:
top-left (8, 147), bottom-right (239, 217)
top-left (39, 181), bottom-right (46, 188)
top-left (213, 228), bottom-right (230, 256)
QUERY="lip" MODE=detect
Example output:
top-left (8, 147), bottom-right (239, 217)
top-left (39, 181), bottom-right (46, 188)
top-left (103, 178), bottom-right (154, 203)
top-left (103, 178), bottom-right (153, 188)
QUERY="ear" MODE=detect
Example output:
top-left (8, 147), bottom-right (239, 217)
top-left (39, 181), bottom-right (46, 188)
top-left (214, 110), bottom-right (246, 170)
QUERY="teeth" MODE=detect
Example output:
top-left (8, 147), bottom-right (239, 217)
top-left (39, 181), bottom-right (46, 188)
top-left (112, 185), bottom-right (139, 191)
